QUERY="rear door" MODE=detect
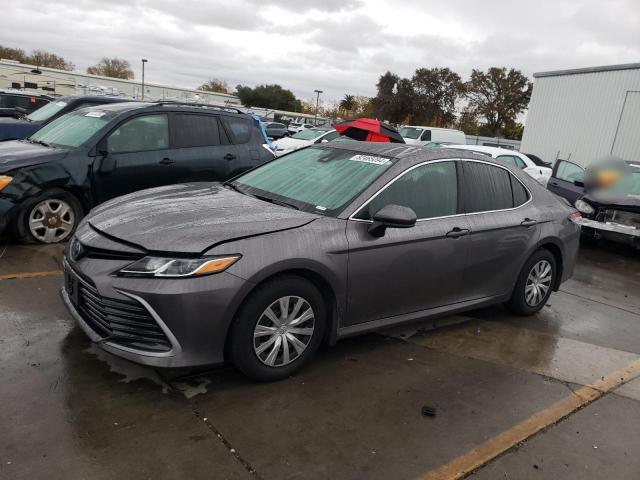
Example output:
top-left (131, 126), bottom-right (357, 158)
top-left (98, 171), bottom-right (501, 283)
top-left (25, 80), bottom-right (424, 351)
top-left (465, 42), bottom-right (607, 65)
top-left (220, 115), bottom-right (265, 177)
top-left (547, 159), bottom-right (585, 205)
top-left (459, 160), bottom-right (541, 300)
top-left (93, 113), bottom-right (175, 202)
top-left (169, 113), bottom-right (229, 182)
top-left (346, 160), bottom-right (470, 325)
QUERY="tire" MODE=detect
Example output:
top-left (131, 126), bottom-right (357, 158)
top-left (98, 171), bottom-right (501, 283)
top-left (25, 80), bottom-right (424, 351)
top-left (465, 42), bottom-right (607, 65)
top-left (14, 188), bottom-right (83, 244)
top-left (506, 249), bottom-right (557, 316)
top-left (228, 275), bottom-right (326, 381)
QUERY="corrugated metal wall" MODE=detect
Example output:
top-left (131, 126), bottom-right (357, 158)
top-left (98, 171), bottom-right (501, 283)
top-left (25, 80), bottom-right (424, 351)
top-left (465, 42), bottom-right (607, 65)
top-left (521, 67), bottom-right (640, 166)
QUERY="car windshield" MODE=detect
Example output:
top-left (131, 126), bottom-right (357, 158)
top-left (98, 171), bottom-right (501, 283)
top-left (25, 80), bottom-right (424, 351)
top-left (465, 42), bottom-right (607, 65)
top-left (291, 129), bottom-right (327, 141)
top-left (232, 147), bottom-right (394, 215)
top-left (399, 127), bottom-right (422, 139)
top-left (29, 111), bottom-right (109, 148)
top-left (609, 167), bottom-right (640, 195)
top-left (27, 100), bottom-right (68, 122)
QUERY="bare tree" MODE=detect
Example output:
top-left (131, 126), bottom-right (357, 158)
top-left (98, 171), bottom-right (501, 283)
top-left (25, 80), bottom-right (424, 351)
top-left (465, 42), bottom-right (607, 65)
top-left (87, 58), bottom-right (134, 79)
top-left (198, 79), bottom-right (231, 94)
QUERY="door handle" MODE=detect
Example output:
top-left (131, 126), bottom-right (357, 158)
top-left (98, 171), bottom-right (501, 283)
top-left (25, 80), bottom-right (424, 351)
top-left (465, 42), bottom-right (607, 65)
top-left (159, 158), bottom-right (174, 165)
top-left (549, 181), bottom-right (559, 186)
top-left (446, 227), bottom-right (470, 238)
top-left (224, 153), bottom-right (236, 160)
top-left (520, 218), bottom-right (537, 227)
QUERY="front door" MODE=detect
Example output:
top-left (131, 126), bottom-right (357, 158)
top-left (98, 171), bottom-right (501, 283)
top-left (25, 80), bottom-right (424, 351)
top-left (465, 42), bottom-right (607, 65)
top-left (346, 160), bottom-right (470, 326)
top-left (459, 161), bottom-right (541, 300)
top-left (547, 159), bottom-right (585, 205)
top-left (93, 113), bottom-right (175, 202)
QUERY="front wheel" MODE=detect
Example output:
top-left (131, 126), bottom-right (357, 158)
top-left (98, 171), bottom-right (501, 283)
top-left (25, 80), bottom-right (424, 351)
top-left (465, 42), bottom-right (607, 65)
top-left (506, 249), bottom-right (556, 315)
top-left (228, 276), bottom-right (326, 381)
top-left (15, 189), bottom-right (83, 244)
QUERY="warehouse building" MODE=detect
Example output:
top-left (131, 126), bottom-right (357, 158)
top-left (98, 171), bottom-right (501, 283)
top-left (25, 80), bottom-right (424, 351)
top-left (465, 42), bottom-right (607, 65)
top-left (0, 59), bottom-right (240, 106)
top-left (521, 63), bottom-right (640, 166)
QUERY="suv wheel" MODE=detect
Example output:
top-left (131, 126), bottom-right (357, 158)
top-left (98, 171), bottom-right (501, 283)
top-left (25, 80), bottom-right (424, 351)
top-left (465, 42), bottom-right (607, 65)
top-left (15, 189), bottom-right (83, 244)
top-left (229, 276), bottom-right (326, 381)
top-left (506, 249), bottom-right (556, 315)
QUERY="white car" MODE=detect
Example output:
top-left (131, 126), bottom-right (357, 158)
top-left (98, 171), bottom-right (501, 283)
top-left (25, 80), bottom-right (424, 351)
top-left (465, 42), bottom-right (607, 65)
top-left (287, 122), bottom-right (315, 134)
top-left (400, 126), bottom-right (466, 146)
top-left (272, 128), bottom-right (340, 156)
top-left (447, 145), bottom-right (552, 185)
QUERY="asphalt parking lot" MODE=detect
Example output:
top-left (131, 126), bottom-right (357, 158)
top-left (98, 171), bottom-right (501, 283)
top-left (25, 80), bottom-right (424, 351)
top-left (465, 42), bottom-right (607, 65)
top-left (1, 239), bottom-right (639, 480)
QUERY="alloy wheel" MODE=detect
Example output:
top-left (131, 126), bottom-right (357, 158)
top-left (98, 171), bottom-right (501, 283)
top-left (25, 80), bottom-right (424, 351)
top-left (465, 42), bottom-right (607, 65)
top-left (28, 199), bottom-right (75, 243)
top-left (253, 296), bottom-right (315, 367)
top-left (525, 260), bottom-right (552, 307)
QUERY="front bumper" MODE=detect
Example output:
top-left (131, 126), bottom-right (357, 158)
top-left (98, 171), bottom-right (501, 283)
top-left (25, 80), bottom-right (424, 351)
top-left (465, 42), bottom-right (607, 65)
top-left (577, 217), bottom-right (640, 245)
top-left (61, 257), bottom-right (253, 368)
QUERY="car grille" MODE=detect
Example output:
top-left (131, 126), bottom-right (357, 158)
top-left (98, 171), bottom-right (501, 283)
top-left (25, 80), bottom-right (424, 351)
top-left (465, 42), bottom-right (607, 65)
top-left (65, 265), bottom-right (172, 353)
top-left (596, 209), bottom-right (640, 229)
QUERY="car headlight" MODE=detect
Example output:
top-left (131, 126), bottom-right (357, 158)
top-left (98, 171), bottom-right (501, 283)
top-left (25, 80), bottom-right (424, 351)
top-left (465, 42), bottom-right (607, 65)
top-left (574, 199), bottom-right (595, 215)
top-left (0, 176), bottom-right (13, 190)
top-left (118, 255), bottom-right (240, 278)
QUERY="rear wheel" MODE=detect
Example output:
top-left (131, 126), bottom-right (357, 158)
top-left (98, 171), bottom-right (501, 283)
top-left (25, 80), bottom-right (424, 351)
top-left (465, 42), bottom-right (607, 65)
top-left (506, 249), bottom-right (556, 315)
top-left (228, 276), bottom-right (326, 381)
top-left (15, 189), bottom-right (83, 244)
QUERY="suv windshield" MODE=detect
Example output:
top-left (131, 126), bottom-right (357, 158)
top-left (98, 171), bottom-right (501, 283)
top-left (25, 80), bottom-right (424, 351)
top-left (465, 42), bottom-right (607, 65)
top-left (232, 147), bottom-right (394, 215)
top-left (291, 129), bottom-right (327, 141)
top-left (30, 111), bottom-right (109, 148)
top-left (399, 127), bottom-right (422, 139)
top-left (27, 100), bottom-right (68, 122)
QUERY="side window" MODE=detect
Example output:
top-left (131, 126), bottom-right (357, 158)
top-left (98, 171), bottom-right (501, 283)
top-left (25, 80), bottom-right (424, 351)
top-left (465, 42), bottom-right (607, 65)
top-left (358, 161), bottom-right (458, 220)
top-left (107, 114), bottom-right (169, 154)
top-left (420, 129), bottom-right (432, 141)
top-left (222, 116), bottom-right (252, 144)
top-left (511, 175), bottom-right (530, 207)
top-left (554, 160), bottom-right (584, 182)
top-left (462, 162), bottom-right (514, 212)
top-left (322, 131), bottom-right (340, 142)
top-left (172, 114), bottom-right (220, 148)
top-left (497, 155), bottom-right (526, 169)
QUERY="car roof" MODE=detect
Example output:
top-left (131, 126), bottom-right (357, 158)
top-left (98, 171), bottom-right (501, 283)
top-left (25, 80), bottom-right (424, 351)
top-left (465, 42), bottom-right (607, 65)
top-left (402, 125), bottom-right (463, 133)
top-left (0, 89), bottom-right (53, 99)
top-left (71, 100), bottom-right (253, 118)
top-left (54, 95), bottom-right (136, 103)
top-left (446, 144), bottom-right (523, 156)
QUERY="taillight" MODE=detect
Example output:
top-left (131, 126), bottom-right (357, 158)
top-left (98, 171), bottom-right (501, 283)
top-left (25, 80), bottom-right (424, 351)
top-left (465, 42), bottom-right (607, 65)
top-left (569, 211), bottom-right (582, 223)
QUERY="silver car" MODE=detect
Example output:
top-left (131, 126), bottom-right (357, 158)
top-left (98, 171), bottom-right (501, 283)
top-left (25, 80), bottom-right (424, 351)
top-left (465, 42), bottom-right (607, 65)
top-left (61, 141), bottom-right (581, 381)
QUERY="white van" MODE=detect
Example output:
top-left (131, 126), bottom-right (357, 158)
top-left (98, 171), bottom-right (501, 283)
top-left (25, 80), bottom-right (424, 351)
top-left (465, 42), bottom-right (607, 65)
top-left (399, 126), bottom-right (466, 146)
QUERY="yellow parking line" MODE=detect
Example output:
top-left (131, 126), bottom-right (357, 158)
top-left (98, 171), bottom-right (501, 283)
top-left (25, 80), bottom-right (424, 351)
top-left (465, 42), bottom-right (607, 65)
top-left (0, 270), bottom-right (63, 281)
top-left (419, 357), bottom-right (640, 480)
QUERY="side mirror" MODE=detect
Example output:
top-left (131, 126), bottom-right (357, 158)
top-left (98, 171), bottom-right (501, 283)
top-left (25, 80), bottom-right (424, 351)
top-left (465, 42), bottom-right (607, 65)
top-left (368, 204), bottom-right (417, 237)
top-left (98, 150), bottom-right (116, 174)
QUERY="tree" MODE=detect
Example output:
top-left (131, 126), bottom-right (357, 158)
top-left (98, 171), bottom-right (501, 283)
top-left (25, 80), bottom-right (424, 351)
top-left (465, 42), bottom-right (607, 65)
top-left (464, 67), bottom-right (532, 137)
top-left (411, 67), bottom-right (462, 127)
top-left (373, 71), bottom-right (400, 122)
top-left (456, 109), bottom-right (480, 135)
top-left (0, 45), bottom-right (27, 63)
top-left (198, 79), bottom-right (230, 94)
top-left (87, 58), bottom-right (134, 79)
top-left (235, 84), bottom-right (301, 111)
top-left (339, 94), bottom-right (356, 117)
top-left (28, 50), bottom-right (74, 70)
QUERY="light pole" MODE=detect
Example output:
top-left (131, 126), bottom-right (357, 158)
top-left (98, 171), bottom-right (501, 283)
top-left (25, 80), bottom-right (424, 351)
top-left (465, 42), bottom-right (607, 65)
top-left (141, 58), bottom-right (148, 100)
top-left (314, 89), bottom-right (323, 126)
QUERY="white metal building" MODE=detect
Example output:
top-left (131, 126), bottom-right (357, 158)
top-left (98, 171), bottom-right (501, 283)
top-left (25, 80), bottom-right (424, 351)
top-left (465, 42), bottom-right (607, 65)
top-left (521, 63), bottom-right (640, 166)
top-left (0, 59), bottom-right (241, 106)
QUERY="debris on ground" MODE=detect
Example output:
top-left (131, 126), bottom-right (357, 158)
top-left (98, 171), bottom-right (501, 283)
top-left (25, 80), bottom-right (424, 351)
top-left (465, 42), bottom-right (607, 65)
top-left (421, 406), bottom-right (437, 417)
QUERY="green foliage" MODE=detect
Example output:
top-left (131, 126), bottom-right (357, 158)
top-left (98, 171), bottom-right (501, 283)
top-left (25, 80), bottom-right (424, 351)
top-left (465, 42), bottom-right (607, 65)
top-left (86, 58), bottom-right (134, 79)
top-left (339, 94), bottom-right (356, 113)
top-left (411, 67), bottom-right (462, 126)
top-left (0, 45), bottom-right (74, 70)
top-left (235, 84), bottom-right (301, 111)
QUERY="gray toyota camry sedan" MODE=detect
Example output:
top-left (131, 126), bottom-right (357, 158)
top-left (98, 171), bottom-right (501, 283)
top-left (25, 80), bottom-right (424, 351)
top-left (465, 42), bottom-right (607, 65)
top-left (61, 141), bottom-right (581, 381)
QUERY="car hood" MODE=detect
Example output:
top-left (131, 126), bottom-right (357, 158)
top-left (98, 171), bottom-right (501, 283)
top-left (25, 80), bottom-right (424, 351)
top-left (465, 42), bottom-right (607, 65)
top-left (402, 138), bottom-right (422, 146)
top-left (0, 140), bottom-right (68, 173)
top-left (583, 191), bottom-right (640, 213)
top-left (273, 137), bottom-right (311, 151)
top-left (87, 183), bottom-right (319, 254)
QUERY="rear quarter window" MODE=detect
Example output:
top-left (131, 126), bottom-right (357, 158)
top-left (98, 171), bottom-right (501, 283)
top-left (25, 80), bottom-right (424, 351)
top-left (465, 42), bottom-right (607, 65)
top-left (462, 161), bottom-right (524, 213)
top-left (222, 116), bottom-right (252, 144)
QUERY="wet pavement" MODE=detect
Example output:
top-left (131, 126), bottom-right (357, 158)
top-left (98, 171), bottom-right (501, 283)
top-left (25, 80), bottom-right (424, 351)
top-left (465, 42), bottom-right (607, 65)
top-left (1, 239), bottom-right (639, 479)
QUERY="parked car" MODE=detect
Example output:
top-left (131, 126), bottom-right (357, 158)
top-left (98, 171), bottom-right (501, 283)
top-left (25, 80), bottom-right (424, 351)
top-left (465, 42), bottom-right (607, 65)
top-left (0, 95), bottom-right (136, 141)
top-left (61, 141), bottom-right (581, 381)
top-left (264, 122), bottom-right (289, 139)
top-left (399, 126), bottom-right (466, 146)
top-left (287, 122), bottom-right (314, 134)
top-left (0, 102), bottom-right (275, 243)
top-left (272, 127), bottom-right (339, 156)
top-left (549, 159), bottom-right (639, 248)
top-left (0, 90), bottom-right (52, 118)
top-left (446, 144), bottom-right (552, 185)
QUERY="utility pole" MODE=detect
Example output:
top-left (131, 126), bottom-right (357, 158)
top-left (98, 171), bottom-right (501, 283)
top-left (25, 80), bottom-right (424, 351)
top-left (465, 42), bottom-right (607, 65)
top-left (141, 58), bottom-right (148, 100)
top-left (314, 89), bottom-right (323, 126)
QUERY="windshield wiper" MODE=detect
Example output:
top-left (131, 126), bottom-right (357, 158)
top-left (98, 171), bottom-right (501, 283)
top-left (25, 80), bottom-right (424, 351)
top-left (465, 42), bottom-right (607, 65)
top-left (27, 139), bottom-right (52, 148)
top-left (223, 182), bottom-right (245, 195)
top-left (253, 194), bottom-right (300, 210)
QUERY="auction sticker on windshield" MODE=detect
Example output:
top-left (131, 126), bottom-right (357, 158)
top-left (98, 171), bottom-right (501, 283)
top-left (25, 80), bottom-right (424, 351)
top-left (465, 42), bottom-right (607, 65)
top-left (85, 111), bottom-right (105, 118)
top-left (349, 154), bottom-right (391, 165)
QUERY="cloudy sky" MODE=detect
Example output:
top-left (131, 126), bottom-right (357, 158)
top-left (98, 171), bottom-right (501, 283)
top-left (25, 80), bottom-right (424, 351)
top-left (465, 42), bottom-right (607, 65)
top-left (3, 0), bottom-right (639, 103)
